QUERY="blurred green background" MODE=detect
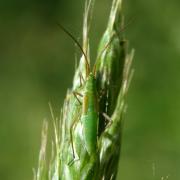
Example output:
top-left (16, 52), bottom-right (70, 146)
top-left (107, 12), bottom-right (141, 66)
top-left (0, 0), bottom-right (179, 179)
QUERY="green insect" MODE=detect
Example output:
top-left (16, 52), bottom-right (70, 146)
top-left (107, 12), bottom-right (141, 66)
top-left (76, 53), bottom-right (99, 180)
top-left (58, 24), bottom-right (99, 157)
top-left (71, 60), bottom-right (99, 158)
top-left (80, 71), bottom-right (99, 155)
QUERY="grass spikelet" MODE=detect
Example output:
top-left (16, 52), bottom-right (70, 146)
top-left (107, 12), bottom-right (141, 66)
top-left (35, 0), bottom-right (134, 179)
top-left (35, 120), bottom-right (48, 180)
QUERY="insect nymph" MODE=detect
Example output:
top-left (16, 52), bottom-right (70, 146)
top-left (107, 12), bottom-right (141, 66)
top-left (57, 24), bottom-right (99, 158)
top-left (72, 55), bottom-right (99, 158)
top-left (80, 71), bottom-right (99, 155)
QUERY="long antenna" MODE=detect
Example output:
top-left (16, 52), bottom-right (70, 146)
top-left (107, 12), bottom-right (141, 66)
top-left (57, 23), bottom-right (90, 75)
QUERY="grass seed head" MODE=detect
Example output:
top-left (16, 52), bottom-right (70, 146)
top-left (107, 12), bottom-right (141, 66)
top-left (35, 0), bottom-right (134, 179)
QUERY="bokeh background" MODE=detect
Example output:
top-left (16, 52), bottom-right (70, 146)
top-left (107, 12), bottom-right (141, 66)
top-left (0, 0), bottom-right (180, 179)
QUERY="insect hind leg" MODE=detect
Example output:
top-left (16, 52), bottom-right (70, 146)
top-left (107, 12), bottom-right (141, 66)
top-left (68, 91), bottom-right (83, 165)
top-left (68, 115), bottom-right (81, 166)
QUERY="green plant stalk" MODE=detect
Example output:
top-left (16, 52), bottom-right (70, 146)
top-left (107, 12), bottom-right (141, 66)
top-left (34, 0), bottom-right (134, 179)
top-left (95, 0), bottom-right (126, 135)
top-left (99, 50), bottom-right (134, 179)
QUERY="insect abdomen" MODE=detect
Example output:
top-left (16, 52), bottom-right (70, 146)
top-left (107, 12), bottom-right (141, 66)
top-left (81, 111), bottom-right (98, 155)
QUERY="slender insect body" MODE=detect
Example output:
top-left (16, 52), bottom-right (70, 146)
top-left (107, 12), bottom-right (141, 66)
top-left (58, 12), bottom-right (100, 173)
top-left (81, 73), bottom-right (99, 155)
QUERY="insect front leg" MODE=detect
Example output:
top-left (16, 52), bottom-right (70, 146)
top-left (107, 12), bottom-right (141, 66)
top-left (79, 72), bottom-right (85, 87)
top-left (73, 91), bottom-right (83, 105)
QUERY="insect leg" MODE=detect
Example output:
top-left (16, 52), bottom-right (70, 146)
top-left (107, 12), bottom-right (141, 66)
top-left (102, 112), bottom-right (113, 128)
top-left (79, 72), bottom-right (85, 86)
top-left (68, 91), bottom-right (83, 165)
top-left (70, 118), bottom-right (77, 159)
top-left (68, 117), bottom-right (79, 166)
top-left (73, 91), bottom-right (83, 105)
